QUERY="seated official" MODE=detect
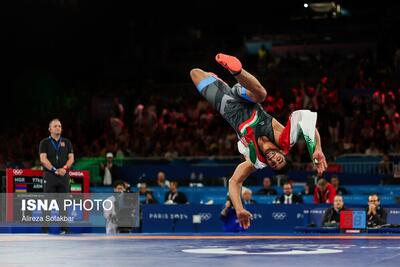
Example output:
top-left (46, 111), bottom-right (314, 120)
top-left (322, 195), bottom-right (347, 227)
top-left (242, 187), bottom-right (257, 205)
top-left (164, 181), bottom-right (188, 204)
top-left (156, 171), bottom-right (170, 188)
top-left (330, 175), bottom-right (348, 195)
top-left (144, 191), bottom-right (158, 204)
top-left (366, 194), bottom-right (387, 227)
top-left (137, 182), bottom-right (156, 204)
top-left (255, 177), bottom-right (278, 195)
top-left (299, 183), bottom-right (315, 196)
top-left (275, 182), bottom-right (303, 204)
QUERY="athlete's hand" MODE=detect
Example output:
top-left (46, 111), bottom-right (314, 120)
top-left (236, 208), bottom-right (253, 229)
top-left (57, 168), bottom-right (67, 176)
top-left (312, 149), bottom-right (328, 175)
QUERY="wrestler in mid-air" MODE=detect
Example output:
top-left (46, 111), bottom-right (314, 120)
top-left (190, 53), bottom-right (328, 229)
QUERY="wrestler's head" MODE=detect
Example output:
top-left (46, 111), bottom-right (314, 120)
top-left (265, 149), bottom-right (287, 170)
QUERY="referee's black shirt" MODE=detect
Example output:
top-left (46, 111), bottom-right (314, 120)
top-left (39, 137), bottom-right (73, 170)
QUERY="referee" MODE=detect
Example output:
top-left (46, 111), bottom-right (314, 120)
top-left (39, 118), bottom-right (74, 193)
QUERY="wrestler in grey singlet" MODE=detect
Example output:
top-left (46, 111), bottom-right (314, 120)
top-left (197, 76), bottom-right (278, 146)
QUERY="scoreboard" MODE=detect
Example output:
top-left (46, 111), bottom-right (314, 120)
top-left (6, 168), bottom-right (90, 193)
top-left (4, 168), bottom-right (90, 222)
top-left (340, 210), bottom-right (367, 232)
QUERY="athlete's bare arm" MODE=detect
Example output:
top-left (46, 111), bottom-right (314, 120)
top-left (229, 160), bottom-right (256, 229)
top-left (271, 117), bottom-right (327, 174)
top-left (313, 129), bottom-right (328, 174)
top-left (272, 118), bottom-right (284, 142)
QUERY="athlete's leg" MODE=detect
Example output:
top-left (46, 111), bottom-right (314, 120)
top-left (216, 53), bottom-right (267, 103)
top-left (190, 68), bottom-right (212, 87)
top-left (190, 68), bottom-right (233, 116)
top-left (234, 69), bottom-right (267, 103)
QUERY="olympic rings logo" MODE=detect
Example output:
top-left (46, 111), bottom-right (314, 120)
top-left (13, 169), bottom-right (23, 176)
top-left (198, 213), bottom-right (212, 221)
top-left (272, 212), bottom-right (287, 220)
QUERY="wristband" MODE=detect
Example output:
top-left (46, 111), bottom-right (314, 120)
top-left (51, 167), bottom-right (57, 174)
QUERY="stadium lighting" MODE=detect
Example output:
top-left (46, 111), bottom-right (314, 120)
top-left (304, 3), bottom-right (309, 8)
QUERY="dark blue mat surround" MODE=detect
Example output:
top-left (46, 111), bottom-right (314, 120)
top-left (1, 234), bottom-right (400, 267)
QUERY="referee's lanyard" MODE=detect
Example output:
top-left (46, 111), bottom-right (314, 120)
top-left (49, 137), bottom-right (62, 162)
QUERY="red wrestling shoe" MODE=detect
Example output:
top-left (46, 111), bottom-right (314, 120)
top-left (215, 53), bottom-right (242, 76)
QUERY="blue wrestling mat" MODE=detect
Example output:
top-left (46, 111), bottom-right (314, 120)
top-left (1, 234), bottom-right (400, 267)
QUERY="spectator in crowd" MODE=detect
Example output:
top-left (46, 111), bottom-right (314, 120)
top-left (314, 178), bottom-right (337, 204)
top-left (0, 154), bottom-right (8, 171)
top-left (394, 47), bottom-right (400, 70)
top-left (104, 180), bottom-right (126, 234)
top-left (300, 183), bottom-right (315, 196)
top-left (366, 194), bottom-right (387, 227)
top-left (256, 177), bottom-right (278, 195)
top-left (137, 182), bottom-right (156, 204)
top-left (379, 154), bottom-right (393, 174)
top-left (322, 195), bottom-right (347, 227)
top-left (365, 142), bottom-right (381, 155)
top-left (330, 175), bottom-right (348, 195)
top-left (123, 181), bottom-right (131, 192)
top-left (341, 136), bottom-right (355, 154)
top-left (144, 191), bottom-right (158, 204)
top-left (242, 187), bottom-right (257, 205)
top-left (99, 152), bottom-right (121, 186)
top-left (156, 171), bottom-right (170, 188)
top-left (164, 181), bottom-right (188, 204)
top-left (136, 182), bottom-right (158, 204)
top-left (275, 182), bottom-right (303, 204)
top-left (109, 97), bottom-right (125, 138)
top-left (328, 105), bottom-right (340, 145)
top-left (393, 113), bottom-right (400, 136)
top-left (3, 40), bottom-right (400, 167)
top-left (138, 182), bottom-right (150, 196)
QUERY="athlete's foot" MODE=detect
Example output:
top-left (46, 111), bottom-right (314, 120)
top-left (215, 53), bottom-right (242, 76)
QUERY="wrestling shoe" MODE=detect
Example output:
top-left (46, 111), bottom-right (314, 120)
top-left (215, 53), bottom-right (242, 76)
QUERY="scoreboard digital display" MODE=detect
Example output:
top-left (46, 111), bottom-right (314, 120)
top-left (6, 168), bottom-right (90, 193)
top-left (5, 169), bottom-right (90, 222)
top-left (340, 210), bottom-right (367, 231)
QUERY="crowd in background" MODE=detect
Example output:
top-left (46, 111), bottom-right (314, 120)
top-left (1, 45), bottom-right (400, 171)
